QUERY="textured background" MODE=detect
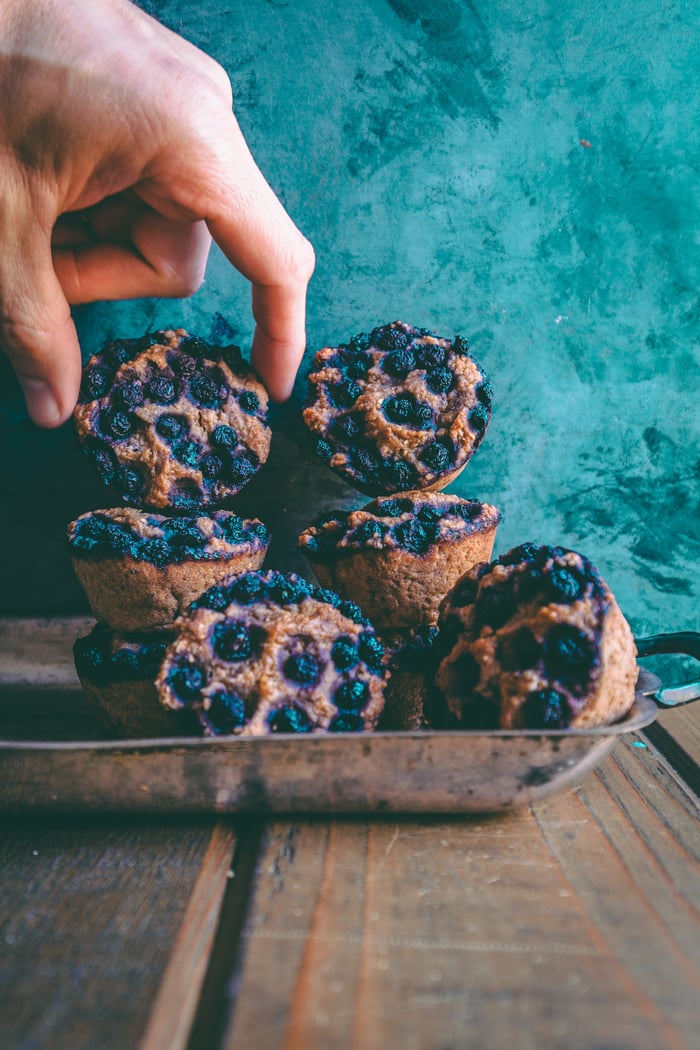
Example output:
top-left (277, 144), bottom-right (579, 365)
top-left (1, 0), bottom-right (698, 643)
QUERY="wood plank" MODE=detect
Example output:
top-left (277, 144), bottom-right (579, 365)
top-left (139, 821), bottom-right (237, 1050)
top-left (219, 737), bottom-right (699, 1050)
top-left (0, 815), bottom-right (221, 1050)
top-left (646, 703), bottom-right (700, 795)
top-left (0, 617), bottom-right (101, 741)
top-left (0, 617), bottom-right (90, 688)
top-left (533, 734), bottom-right (700, 1032)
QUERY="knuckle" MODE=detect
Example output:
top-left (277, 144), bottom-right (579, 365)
top-left (0, 316), bottom-right (52, 376)
top-left (204, 56), bottom-right (234, 106)
top-left (288, 234), bottom-right (316, 285)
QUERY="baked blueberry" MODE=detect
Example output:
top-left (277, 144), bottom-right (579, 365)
top-left (171, 352), bottom-right (198, 377)
top-left (268, 706), bottom-right (314, 733)
top-left (382, 393), bottom-right (433, 428)
top-left (522, 688), bottom-right (570, 729)
top-left (332, 412), bottom-right (363, 441)
top-left (155, 414), bottom-right (186, 442)
top-left (331, 379), bottom-right (362, 408)
top-left (331, 637), bottom-right (359, 670)
top-left (115, 379), bottom-right (144, 409)
top-left (189, 371), bottom-right (221, 407)
top-left (473, 583), bottom-right (516, 631)
top-left (74, 328), bottom-right (271, 508)
top-left (212, 424), bottom-right (238, 449)
top-left (168, 660), bottom-right (206, 703)
top-left (82, 365), bottom-right (111, 401)
top-left (173, 440), bottom-right (200, 468)
top-left (206, 691), bottom-right (247, 733)
top-left (213, 620), bottom-right (256, 662)
top-left (382, 348), bottom-right (416, 378)
top-left (239, 389), bottom-right (260, 414)
top-left (544, 623), bottom-right (597, 694)
top-left (328, 713), bottom-right (365, 732)
top-left (304, 321), bottom-right (492, 495)
top-left (420, 441), bottom-right (453, 473)
top-left (199, 453), bottom-right (224, 479)
top-left (334, 680), bottom-right (369, 711)
top-left (113, 466), bottom-right (144, 498)
top-left (393, 518), bottom-right (439, 555)
top-left (283, 652), bottom-right (321, 685)
top-left (147, 374), bottom-right (177, 404)
top-left (101, 407), bottom-right (132, 440)
top-left (449, 576), bottom-right (479, 608)
top-left (427, 367), bottom-right (453, 393)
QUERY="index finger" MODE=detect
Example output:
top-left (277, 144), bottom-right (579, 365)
top-left (204, 118), bottom-right (315, 400)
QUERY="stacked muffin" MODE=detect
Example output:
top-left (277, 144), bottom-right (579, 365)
top-left (69, 329), bottom-right (273, 737)
top-left (299, 322), bottom-right (502, 728)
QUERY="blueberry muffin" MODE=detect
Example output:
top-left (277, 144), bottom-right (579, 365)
top-left (434, 543), bottom-right (638, 730)
top-left (73, 624), bottom-right (196, 738)
top-left (378, 625), bottom-right (439, 731)
top-left (73, 329), bottom-right (271, 509)
top-left (156, 570), bottom-right (388, 736)
top-left (297, 492), bottom-right (501, 630)
top-left (303, 321), bottom-right (492, 495)
top-left (68, 508), bottom-right (270, 632)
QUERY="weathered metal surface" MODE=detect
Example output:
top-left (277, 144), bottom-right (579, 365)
top-left (0, 696), bottom-right (657, 815)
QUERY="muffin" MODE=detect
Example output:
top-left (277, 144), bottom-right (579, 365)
top-left (379, 625), bottom-right (439, 731)
top-left (68, 508), bottom-right (270, 632)
top-left (303, 321), bottom-right (492, 495)
top-left (73, 624), bottom-right (196, 738)
top-left (73, 328), bottom-right (271, 510)
top-left (297, 491), bottom-right (501, 630)
top-left (434, 543), bottom-right (638, 730)
top-left (156, 570), bottom-right (388, 736)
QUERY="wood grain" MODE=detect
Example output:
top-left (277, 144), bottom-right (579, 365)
top-left (646, 704), bottom-right (700, 795)
top-left (0, 815), bottom-right (219, 1050)
top-left (219, 737), bottom-right (699, 1050)
top-left (0, 617), bottom-right (90, 688)
top-left (0, 616), bottom-right (101, 741)
top-left (140, 821), bottom-right (237, 1050)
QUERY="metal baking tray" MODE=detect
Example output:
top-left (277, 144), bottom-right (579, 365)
top-left (0, 625), bottom-right (697, 814)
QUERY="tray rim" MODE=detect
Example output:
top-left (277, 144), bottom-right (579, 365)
top-left (0, 693), bottom-right (658, 753)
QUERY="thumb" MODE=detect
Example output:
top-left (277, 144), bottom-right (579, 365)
top-left (0, 202), bottom-right (82, 428)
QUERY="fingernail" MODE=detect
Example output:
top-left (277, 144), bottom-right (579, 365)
top-left (20, 378), bottom-right (63, 427)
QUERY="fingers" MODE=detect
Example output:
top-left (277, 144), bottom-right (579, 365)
top-left (0, 198), bottom-right (82, 427)
top-left (250, 282), bottom-right (311, 401)
top-left (53, 200), bottom-right (211, 303)
top-left (204, 117), bottom-right (315, 401)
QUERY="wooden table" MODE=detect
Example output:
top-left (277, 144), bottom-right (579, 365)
top-left (1, 620), bottom-right (699, 1050)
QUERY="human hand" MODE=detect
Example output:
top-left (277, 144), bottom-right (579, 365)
top-left (0, 0), bottom-right (314, 427)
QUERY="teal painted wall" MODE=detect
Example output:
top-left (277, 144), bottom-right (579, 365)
top-left (1, 0), bottom-right (698, 644)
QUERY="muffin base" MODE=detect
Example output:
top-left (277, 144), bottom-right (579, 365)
top-left (72, 548), bottom-right (268, 632)
top-left (309, 526), bottom-right (497, 631)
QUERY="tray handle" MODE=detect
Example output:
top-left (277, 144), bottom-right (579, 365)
top-left (635, 631), bottom-right (700, 708)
